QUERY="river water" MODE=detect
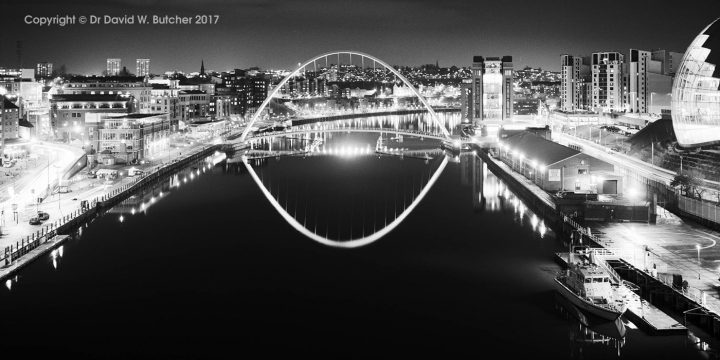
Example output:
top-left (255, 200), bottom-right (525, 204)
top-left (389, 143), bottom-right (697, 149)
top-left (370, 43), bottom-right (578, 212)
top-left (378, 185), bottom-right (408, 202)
top-left (0, 113), bottom-right (713, 359)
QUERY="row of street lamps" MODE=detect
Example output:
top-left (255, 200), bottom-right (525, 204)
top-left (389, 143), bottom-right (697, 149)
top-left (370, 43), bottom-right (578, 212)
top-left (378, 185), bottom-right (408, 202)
top-left (497, 142), bottom-right (547, 185)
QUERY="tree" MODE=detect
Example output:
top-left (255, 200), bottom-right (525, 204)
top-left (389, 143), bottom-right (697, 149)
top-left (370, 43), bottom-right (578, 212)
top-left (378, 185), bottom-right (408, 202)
top-left (671, 170), bottom-right (705, 199)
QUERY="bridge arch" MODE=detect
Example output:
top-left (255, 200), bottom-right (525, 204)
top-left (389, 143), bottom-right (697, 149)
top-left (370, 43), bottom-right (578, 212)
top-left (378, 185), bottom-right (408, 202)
top-left (241, 155), bottom-right (449, 248)
top-left (239, 50), bottom-right (452, 142)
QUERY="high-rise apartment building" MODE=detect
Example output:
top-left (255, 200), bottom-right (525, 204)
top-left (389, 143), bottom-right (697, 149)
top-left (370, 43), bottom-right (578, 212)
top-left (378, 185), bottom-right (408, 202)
top-left (560, 55), bottom-right (591, 112)
top-left (460, 78), bottom-right (473, 123)
top-left (468, 56), bottom-right (514, 127)
top-left (625, 49), bottom-right (652, 113)
top-left (624, 49), bottom-right (678, 114)
top-left (36, 62), bottom-right (53, 79)
top-left (106, 58), bottom-right (121, 76)
top-left (592, 52), bottom-right (625, 112)
top-left (136, 59), bottom-right (150, 77)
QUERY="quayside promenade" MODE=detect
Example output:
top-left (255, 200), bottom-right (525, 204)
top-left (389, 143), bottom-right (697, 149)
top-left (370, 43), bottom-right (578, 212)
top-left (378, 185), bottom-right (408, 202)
top-left (474, 144), bottom-right (720, 339)
top-left (0, 140), bottom-right (223, 283)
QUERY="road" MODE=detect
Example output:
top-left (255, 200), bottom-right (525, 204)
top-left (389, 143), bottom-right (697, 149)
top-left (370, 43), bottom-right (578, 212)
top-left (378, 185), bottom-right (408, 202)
top-left (553, 132), bottom-right (720, 206)
top-left (0, 133), bottom-right (222, 251)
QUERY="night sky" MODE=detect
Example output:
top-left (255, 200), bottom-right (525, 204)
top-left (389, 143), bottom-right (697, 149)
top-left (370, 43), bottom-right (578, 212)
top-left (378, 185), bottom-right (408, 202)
top-left (2, 0), bottom-right (719, 74)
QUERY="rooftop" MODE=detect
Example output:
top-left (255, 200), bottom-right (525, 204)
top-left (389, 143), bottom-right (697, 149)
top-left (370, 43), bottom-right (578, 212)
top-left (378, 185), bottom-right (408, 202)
top-left (68, 76), bottom-right (147, 83)
top-left (501, 131), bottom-right (580, 166)
top-left (2, 97), bottom-right (19, 109)
top-left (51, 94), bottom-right (130, 102)
top-left (105, 112), bottom-right (167, 120)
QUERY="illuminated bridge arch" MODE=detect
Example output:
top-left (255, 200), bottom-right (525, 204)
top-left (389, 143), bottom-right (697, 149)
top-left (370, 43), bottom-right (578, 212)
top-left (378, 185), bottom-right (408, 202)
top-left (242, 155), bottom-right (449, 248)
top-left (239, 50), bottom-right (452, 142)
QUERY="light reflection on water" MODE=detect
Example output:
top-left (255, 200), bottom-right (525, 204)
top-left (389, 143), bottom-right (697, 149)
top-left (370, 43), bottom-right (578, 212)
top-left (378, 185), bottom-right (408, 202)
top-left (0, 114), bottom-right (713, 359)
top-left (556, 292), bottom-right (627, 358)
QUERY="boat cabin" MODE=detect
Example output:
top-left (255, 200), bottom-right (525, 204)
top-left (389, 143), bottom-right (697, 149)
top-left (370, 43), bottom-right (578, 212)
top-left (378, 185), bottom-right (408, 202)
top-left (566, 265), bottom-right (612, 299)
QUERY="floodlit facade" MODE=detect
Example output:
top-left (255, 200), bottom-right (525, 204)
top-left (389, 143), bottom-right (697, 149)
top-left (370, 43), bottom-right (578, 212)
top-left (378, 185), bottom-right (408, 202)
top-left (468, 56), bottom-right (514, 127)
top-left (592, 52), bottom-right (625, 112)
top-left (672, 18), bottom-right (720, 147)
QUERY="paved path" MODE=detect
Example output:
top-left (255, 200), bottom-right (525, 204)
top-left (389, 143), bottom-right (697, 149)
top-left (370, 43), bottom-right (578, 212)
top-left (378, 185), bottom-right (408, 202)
top-left (0, 135), bottom-right (220, 251)
top-left (591, 212), bottom-right (720, 314)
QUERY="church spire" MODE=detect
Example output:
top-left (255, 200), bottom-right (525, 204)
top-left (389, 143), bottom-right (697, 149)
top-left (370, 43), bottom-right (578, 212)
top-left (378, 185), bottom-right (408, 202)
top-left (200, 59), bottom-right (206, 76)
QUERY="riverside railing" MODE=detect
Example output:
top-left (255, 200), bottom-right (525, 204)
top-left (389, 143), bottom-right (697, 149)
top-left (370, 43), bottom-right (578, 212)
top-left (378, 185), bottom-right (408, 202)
top-left (0, 144), bottom-right (220, 268)
top-left (678, 195), bottom-right (720, 225)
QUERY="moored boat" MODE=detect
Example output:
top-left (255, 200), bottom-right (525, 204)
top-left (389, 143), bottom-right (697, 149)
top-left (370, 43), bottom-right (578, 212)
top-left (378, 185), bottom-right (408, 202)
top-left (555, 253), bottom-right (628, 321)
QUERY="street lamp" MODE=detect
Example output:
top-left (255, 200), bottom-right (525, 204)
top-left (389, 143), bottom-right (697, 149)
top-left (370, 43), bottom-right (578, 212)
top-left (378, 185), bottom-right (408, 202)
top-left (680, 155), bottom-right (684, 173)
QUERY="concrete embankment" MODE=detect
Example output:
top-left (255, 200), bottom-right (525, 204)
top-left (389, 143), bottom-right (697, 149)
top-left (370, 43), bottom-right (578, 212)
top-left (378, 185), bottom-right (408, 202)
top-left (474, 146), bottom-right (561, 227)
top-left (0, 144), bottom-right (222, 283)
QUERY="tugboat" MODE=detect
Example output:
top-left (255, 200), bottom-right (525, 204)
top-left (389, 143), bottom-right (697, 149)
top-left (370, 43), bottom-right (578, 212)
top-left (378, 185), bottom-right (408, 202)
top-left (555, 249), bottom-right (629, 321)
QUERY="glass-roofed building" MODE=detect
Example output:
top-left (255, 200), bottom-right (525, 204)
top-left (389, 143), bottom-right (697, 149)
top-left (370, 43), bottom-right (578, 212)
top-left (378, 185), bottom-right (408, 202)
top-left (672, 18), bottom-right (720, 147)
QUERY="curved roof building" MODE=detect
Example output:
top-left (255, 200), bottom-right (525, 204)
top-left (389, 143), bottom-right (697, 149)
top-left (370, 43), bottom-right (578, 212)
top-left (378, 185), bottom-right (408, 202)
top-left (672, 18), bottom-right (720, 147)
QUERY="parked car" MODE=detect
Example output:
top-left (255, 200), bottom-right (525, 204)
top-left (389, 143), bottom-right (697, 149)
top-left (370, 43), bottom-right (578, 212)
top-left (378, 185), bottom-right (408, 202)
top-left (29, 217), bottom-right (41, 225)
top-left (555, 190), bottom-right (598, 201)
top-left (37, 211), bottom-right (50, 221)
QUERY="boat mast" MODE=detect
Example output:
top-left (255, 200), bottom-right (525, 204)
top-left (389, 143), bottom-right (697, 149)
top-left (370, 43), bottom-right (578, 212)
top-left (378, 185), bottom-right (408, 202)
top-left (568, 229), bottom-right (574, 266)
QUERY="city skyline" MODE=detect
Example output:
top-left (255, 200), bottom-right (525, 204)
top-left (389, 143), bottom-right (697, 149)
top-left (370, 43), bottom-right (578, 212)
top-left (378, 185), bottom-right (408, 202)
top-left (3, 1), bottom-right (720, 357)
top-left (2, 0), bottom-right (719, 74)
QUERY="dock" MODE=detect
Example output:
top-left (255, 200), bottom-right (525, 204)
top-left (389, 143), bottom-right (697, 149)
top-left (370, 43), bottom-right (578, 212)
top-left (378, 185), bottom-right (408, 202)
top-left (555, 252), bottom-right (687, 335)
top-left (0, 235), bottom-right (70, 283)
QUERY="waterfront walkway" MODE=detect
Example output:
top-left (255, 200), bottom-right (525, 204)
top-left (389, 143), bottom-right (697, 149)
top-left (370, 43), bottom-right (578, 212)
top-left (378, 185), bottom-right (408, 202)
top-left (483, 137), bottom-right (720, 321)
top-left (483, 151), bottom-right (556, 211)
top-left (549, 131), bottom-right (720, 314)
top-left (591, 217), bottom-right (720, 315)
top-left (0, 135), bottom-right (224, 257)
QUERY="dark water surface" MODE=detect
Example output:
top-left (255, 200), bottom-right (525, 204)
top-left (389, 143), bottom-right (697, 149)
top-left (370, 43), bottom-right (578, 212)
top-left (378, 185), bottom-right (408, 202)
top-left (0, 129), bottom-right (713, 359)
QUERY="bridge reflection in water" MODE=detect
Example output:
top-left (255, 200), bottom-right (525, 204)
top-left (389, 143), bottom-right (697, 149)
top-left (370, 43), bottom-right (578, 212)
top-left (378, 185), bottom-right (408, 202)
top-left (231, 129), bottom-right (552, 248)
top-left (101, 125), bottom-right (551, 249)
top-left (242, 143), bottom-right (449, 248)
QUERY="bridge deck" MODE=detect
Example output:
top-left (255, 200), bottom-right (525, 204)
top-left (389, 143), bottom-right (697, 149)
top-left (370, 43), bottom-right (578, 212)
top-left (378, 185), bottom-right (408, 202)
top-left (241, 127), bottom-right (448, 142)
